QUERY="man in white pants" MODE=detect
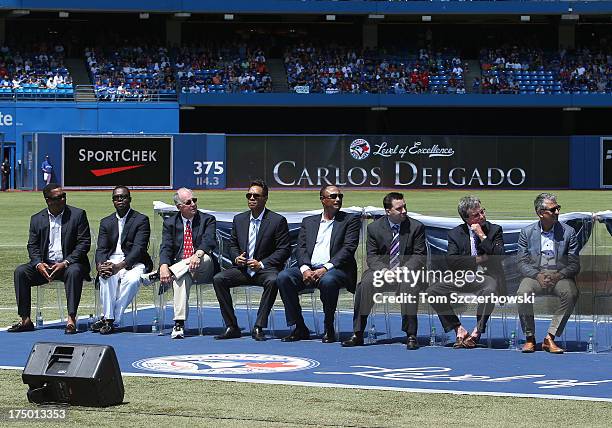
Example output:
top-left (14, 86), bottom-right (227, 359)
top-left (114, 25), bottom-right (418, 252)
top-left (94, 186), bottom-right (153, 334)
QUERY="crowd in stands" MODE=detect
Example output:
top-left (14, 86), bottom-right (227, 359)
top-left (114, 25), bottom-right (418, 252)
top-left (86, 46), bottom-right (177, 101)
top-left (0, 43), bottom-right (73, 99)
top-left (284, 43), bottom-right (466, 94)
top-left (477, 45), bottom-right (612, 94)
top-left (177, 43), bottom-right (272, 94)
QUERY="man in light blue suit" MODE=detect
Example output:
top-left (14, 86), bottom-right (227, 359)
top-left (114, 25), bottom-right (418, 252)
top-left (517, 193), bottom-right (580, 354)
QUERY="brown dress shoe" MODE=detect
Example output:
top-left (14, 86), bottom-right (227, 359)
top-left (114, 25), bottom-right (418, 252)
top-left (522, 336), bottom-right (536, 353)
top-left (542, 335), bottom-right (564, 354)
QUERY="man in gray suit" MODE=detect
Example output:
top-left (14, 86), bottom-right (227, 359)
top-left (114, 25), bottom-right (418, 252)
top-left (342, 192), bottom-right (426, 350)
top-left (517, 193), bottom-right (580, 354)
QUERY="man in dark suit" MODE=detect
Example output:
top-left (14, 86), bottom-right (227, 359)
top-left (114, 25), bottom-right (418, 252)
top-left (277, 185), bottom-right (360, 343)
top-left (9, 183), bottom-right (91, 334)
top-left (213, 179), bottom-right (291, 341)
top-left (342, 192), bottom-right (426, 350)
top-left (159, 187), bottom-right (218, 339)
top-left (93, 186), bottom-right (153, 334)
top-left (428, 195), bottom-right (505, 348)
top-left (517, 193), bottom-right (580, 354)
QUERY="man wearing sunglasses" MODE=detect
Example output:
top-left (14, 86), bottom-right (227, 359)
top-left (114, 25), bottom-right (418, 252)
top-left (158, 188), bottom-right (218, 339)
top-left (277, 185), bottom-right (360, 343)
top-left (212, 179), bottom-right (291, 341)
top-left (92, 186), bottom-right (153, 334)
top-left (343, 192), bottom-right (426, 350)
top-left (9, 183), bottom-right (91, 334)
top-left (517, 193), bottom-right (580, 354)
top-left (427, 195), bottom-right (505, 349)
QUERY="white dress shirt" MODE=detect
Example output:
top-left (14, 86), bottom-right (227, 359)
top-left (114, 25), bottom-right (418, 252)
top-left (47, 210), bottom-right (64, 262)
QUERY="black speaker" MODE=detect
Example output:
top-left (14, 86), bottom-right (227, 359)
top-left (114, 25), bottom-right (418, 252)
top-left (22, 342), bottom-right (124, 407)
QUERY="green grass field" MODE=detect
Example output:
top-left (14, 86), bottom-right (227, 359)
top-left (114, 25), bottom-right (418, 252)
top-left (0, 189), bottom-right (610, 426)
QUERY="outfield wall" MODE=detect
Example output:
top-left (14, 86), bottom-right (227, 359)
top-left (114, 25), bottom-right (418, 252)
top-left (28, 132), bottom-right (609, 190)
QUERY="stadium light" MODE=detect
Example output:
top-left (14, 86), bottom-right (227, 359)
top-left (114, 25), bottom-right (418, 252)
top-left (520, 15), bottom-right (531, 22)
top-left (224, 14), bottom-right (234, 21)
top-left (326, 15), bottom-right (336, 21)
top-left (139, 12), bottom-right (150, 19)
top-left (174, 12), bottom-right (191, 18)
top-left (422, 16), bottom-right (432, 22)
top-left (59, 11), bottom-right (69, 18)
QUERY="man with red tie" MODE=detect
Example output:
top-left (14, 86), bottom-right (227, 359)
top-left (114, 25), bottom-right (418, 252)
top-left (159, 188), bottom-right (218, 339)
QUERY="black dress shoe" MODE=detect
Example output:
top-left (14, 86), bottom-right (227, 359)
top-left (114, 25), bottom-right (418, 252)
top-left (252, 326), bottom-right (265, 341)
top-left (322, 327), bottom-right (336, 343)
top-left (215, 326), bottom-right (241, 340)
top-left (406, 335), bottom-right (419, 350)
top-left (341, 333), bottom-right (365, 347)
top-left (7, 321), bottom-right (35, 332)
top-left (91, 318), bottom-right (105, 332)
top-left (281, 326), bottom-right (310, 342)
top-left (64, 324), bottom-right (77, 335)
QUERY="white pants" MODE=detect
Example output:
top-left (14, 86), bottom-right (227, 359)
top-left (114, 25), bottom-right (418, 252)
top-left (173, 254), bottom-right (213, 321)
top-left (43, 172), bottom-right (51, 184)
top-left (99, 256), bottom-right (146, 323)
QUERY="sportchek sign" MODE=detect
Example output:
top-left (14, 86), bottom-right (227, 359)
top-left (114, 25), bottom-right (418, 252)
top-left (62, 135), bottom-right (172, 188)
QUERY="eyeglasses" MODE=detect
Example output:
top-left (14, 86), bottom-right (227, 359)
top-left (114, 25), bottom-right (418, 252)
top-left (322, 193), bottom-right (344, 200)
top-left (46, 193), bottom-right (66, 201)
top-left (112, 194), bottom-right (130, 201)
top-left (180, 198), bottom-right (197, 206)
top-left (245, 193), bottom-right (264, 200)
top-left (542, 205), bottom-right (561, 213)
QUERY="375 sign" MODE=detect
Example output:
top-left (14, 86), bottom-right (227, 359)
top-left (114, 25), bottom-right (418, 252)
top-left (194, 161), bottom-right (224, 187)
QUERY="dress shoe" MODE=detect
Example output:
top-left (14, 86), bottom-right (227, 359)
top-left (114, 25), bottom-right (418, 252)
top-left (99, 323), bottom-right (115, 335)
top-left (141, 271), bottom-right (160, 286)
top-left (215, 326), bottom-right (241, 340)
top-left (64, 324), bottom-right (77, 335)
top-left (7, 320), bottom-right (34, 333)
top-left (463, 333), bottom-right (481, 349)
top-left (406, 335), bottom-right (419, 350)
top-left (251, 326), bottom-right (265, 341)
top-left (91, 318), bottom-right (105, 332)
top-left (522, 336), bottom-right (536, 353)
top-left (322, 327), bottom-right (336, 343)
top-left (342, 333), bottom-right (365, 347)
top-left (281, 326), bottom-right (310, 342)
top-left (542, 335), bottom-right (564, 354)
top-left (453, 336), bottom-right (465, 349)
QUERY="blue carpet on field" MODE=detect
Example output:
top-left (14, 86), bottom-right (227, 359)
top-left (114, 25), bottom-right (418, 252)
top-left (2, 306), bottom-right (612, 402)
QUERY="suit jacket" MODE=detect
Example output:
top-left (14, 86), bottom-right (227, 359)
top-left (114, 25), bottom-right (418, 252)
top-left (229, 209), bottom-right (291, 272)
top-left (446, 221), bottom-right (507, 295)
top-left (95, 209), bottom-right (154, 273)
top-left (518, 221), bottom-right (580, 279)
top-left (27, 205), bottom-right (91, 273)
top-left (159, 211), bottom-right (219, 272)
top-left (297, 211), bottom-right (361, 292)
top-left (365, 215), bottom-right (427, 273)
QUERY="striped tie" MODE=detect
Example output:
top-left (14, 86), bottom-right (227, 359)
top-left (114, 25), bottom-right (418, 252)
top-left (389, 223), bottom-right (400, 269)
top-left (247, 218), bottom-right (260, 276)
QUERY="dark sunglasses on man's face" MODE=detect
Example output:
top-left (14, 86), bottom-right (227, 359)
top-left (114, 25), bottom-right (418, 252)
top-left (112, 194), bottom-right (130, 201)
top-left (322, 193), bottom-right (344, 200)
top-left (46, 193), bottom-right (66, 202)
top-left (181, 198), bottom-right (197, 206)
top-left (542, 205), bottom-right (561, 213)
top-left (246, 193), bottom-right (264, 200)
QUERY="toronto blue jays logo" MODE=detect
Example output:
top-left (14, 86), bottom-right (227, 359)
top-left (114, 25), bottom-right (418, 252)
top-left (349, 139), bottom-right (371, 160)
top-left (133, 354), bottom-right (319, 375)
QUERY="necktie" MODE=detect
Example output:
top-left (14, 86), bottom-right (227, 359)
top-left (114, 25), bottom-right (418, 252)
top-left (247, 218), bottom-right (260, 276)
top-left (183, 220), bottom-right (194, 259)
top-left (470, 229), bottom-right (478, 257)
top-left (389, 224), bottom-right (400, 269)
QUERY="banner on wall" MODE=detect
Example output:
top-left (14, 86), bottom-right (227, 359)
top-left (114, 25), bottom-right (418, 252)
top-left (62, 135), bottom-right (172, 188)
top-left (602, 137), bottom-right (612, 188)
top-left (226, 135), bottom-right (570, 189)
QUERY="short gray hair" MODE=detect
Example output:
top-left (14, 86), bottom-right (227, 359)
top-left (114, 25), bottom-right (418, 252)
top-left (173, 187), bottom-right (192, 206)
top-left (457, 195), bottom-right (481, 221)
top-left (534, 192), bottom-right (557, 213)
